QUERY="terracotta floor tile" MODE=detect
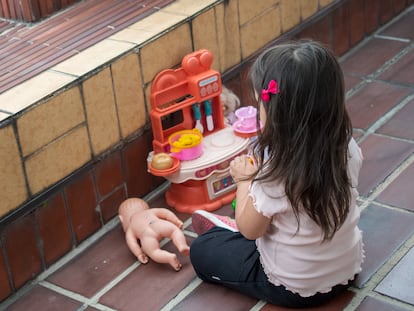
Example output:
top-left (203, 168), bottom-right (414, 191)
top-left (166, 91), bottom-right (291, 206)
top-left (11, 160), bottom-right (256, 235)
top-left (260, 290), bottom-right (354, 311)
top-left (376, 162), bottom-right (414, 212)
top-left (47, 226), bottom-right (135, 298)
top-left (94, 150), bottom-right (124, 198)
top-left (4, 215), bottom-right (42, 290)
top-left (122, 131), bottom-right (154, 198)
top-left (355, 203), bottom-right (414, 287)
top-left (340, 37), bottom-right (408, 76)
top-left (99, 186), bottom-right (127, 223)
top-left (35, 192), bottom-right (73, 266)
top-left (65, 172), bottom-right (101, 243)
top-left (99, 239), bottom-right (195, 311)
top-left (345, 81), bottom-right (411, 130)
top-left (349, 0), bottom-right (365, 46)
top-left (172, 281), bottom-right (258, 311)
top-left (378, 48), bottom-right (414, 86)
top-left (344, 74), bottom-right (362, 92)
top-left (355, 296), bottom-right (408, 311)
top-left (0, 251), bottom-right (11, 302)
top-left (375, 246), bottom-right (414, 304)
top-left (357, 134), bottom-right (414, 196)
top-left (379, 9), bottom-right (414, 40)
top-left (7, 286), bottom-right (82, 311)
top-left (377, 96), bottom-right (414, 140)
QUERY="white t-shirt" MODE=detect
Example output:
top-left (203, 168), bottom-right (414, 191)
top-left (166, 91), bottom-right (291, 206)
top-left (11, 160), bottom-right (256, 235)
top-left (250, 138), bottom-right (364, 297)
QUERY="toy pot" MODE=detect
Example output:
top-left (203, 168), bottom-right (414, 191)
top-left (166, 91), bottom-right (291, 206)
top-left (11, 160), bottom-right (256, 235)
top-left (168, 129), bottom-right (203, 161)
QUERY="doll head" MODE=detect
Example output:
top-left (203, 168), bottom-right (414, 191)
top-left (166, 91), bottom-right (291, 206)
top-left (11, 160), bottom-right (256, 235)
top-left (221, 86), bottom-right (240, 124)
top-left (118, 198), bottom-right (149, 232)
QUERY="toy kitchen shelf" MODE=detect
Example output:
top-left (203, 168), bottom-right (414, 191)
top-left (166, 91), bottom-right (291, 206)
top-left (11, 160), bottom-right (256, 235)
top-left (148, 49), bottom-right (249, 213)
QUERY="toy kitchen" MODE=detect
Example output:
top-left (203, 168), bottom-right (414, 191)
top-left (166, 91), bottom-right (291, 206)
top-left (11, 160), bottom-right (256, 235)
top-left (147, 49), bottom-right (252, 213)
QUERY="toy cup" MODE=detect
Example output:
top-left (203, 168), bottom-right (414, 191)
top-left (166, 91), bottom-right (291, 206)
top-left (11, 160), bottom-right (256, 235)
top-left (235, 106), bottom-right (257, 130)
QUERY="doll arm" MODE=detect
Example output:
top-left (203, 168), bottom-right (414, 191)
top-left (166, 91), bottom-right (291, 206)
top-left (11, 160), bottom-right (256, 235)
top-left (153, 208), bottom-right (183, 229)
top-left (125, 229), bottom-right (149, 264)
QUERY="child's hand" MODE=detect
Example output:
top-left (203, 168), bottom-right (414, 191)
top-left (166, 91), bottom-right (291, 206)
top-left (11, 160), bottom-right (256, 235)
top-left (230, 155), bottom-right (256, 183)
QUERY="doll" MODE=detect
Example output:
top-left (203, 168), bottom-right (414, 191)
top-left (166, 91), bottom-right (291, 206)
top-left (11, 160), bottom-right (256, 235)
top-left (118, 198), bottom-right (190, 271)
top-left (221, 86), bottom-right (240, 125)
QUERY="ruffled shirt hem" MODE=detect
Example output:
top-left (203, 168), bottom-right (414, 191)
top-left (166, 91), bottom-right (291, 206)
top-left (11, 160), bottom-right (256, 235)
top-left (258, 235), bottom-right (366, 298)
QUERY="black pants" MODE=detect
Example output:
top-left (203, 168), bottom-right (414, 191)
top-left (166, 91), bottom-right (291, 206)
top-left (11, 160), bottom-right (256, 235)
top-left (190, 227), bottom-right (348, 308)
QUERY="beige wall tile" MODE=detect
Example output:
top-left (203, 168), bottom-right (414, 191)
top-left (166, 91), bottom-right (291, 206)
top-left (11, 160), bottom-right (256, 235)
top-left (18, 87), bottom-right (85, 157)
top-left (162, 0), bottom-right (218, 16)
top-left (0, 112), bottom-right (10, 123)
top-left (301, 0), bottom-right (319, 20)
top-left (109, 28), bottom-right (155, 45)
top-left (319, 0), bottom-right (332, 8)
top-left (128, 11), bottom-right (186, 34)
top-left (0, 125), bottom-right (27, 216)
top-left (140, 24), bottom-right (192, 83)
top-left (144, 83), bottom-right (153, 117)
top-left (238, 0), bottom-right (279, 25)
top-left (280, 0), bottom-right (301, 32)
top-left (25, 126), bottom-right (91, 195)
top-left (111, 53), bottom-right (147, 139)
top-left (83, 68), bottom-right (120, 155)
top-left (192, 8), bottom-right (220, 71)
top-left (240, 5), bottom-right (281, 59)
top-left (214, 1), bottom-right (241, 72)
top-left (0, 71), bottom-right (76, 114)
top-left (52, 39), bottom-right (135, 77)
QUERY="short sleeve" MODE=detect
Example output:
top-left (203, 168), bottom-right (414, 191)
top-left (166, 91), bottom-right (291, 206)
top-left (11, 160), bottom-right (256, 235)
top-left (249, 179), bottom-right (288, 218)
top-left (347, 138), bottom-right (363, 188)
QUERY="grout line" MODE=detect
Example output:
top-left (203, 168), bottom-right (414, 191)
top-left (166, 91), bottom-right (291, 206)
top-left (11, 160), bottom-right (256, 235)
top-left (357, 94), bottom-right (414, 143)
top-left (88, 230), bottom-right (173, 303)
top-left (249, 300), bottom-right (267, 311)
top-left (159, 277), bottom-right (203, 311)
top-left (345, 234), bottom-right (414, 311)
top-left (373, 34), bottom-right (411, 43)
top-left (365, 152), bottom-right (414, 202)
top-left (88, 261), bottom-right (141, 303)
top-left (39, 281), bottom-right (90, 304)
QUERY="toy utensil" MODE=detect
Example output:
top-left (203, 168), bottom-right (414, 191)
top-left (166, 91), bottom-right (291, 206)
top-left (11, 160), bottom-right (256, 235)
top-left (192, 103), bottom-right (203, 133)
top-left (203, 100), bottom-right (214, 131)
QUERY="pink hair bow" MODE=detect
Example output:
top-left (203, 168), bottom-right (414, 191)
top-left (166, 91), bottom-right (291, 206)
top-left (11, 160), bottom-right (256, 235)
top-left (261, 80), bottom-right (280, 102)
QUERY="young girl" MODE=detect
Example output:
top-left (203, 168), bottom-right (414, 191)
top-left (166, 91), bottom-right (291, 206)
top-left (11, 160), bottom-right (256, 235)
top-left (190, 41), bottom-right (364, 308)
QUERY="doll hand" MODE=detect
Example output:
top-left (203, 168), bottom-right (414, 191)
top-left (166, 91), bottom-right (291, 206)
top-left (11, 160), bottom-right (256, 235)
top-left (230, 155), bottom-right (256, 182)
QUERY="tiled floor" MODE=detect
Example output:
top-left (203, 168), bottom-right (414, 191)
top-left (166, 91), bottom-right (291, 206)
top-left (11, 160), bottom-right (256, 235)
top-left (2, 7), bottom-right (414, 311)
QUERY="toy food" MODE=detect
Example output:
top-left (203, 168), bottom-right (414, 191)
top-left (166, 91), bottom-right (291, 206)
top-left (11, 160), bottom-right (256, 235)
top-left (168, 129), bottom-right (203, 161)
top-left (152, 152), bottom-right (174, 170)
top-left (171, 133), bottom-right (201, 149)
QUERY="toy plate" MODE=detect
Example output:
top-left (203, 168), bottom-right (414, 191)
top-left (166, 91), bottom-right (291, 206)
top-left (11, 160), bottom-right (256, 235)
top-left (232, 120), bottom-right (262, 138)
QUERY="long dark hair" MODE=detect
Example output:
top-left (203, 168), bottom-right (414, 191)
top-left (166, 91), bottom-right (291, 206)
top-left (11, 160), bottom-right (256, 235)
top-left (249, 41), bottom-right (352, 241)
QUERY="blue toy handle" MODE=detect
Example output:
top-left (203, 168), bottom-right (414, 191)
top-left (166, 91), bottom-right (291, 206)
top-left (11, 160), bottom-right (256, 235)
top-left (203, 100), bottom-right (214, 131)
top-left (203, 100), bottom-right (212, 115)
top-left (192, 103), bottom-right (201, 119)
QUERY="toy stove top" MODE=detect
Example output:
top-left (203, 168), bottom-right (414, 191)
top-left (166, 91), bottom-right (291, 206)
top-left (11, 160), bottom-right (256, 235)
top-left (167, 126), bottom-right (249, 183)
